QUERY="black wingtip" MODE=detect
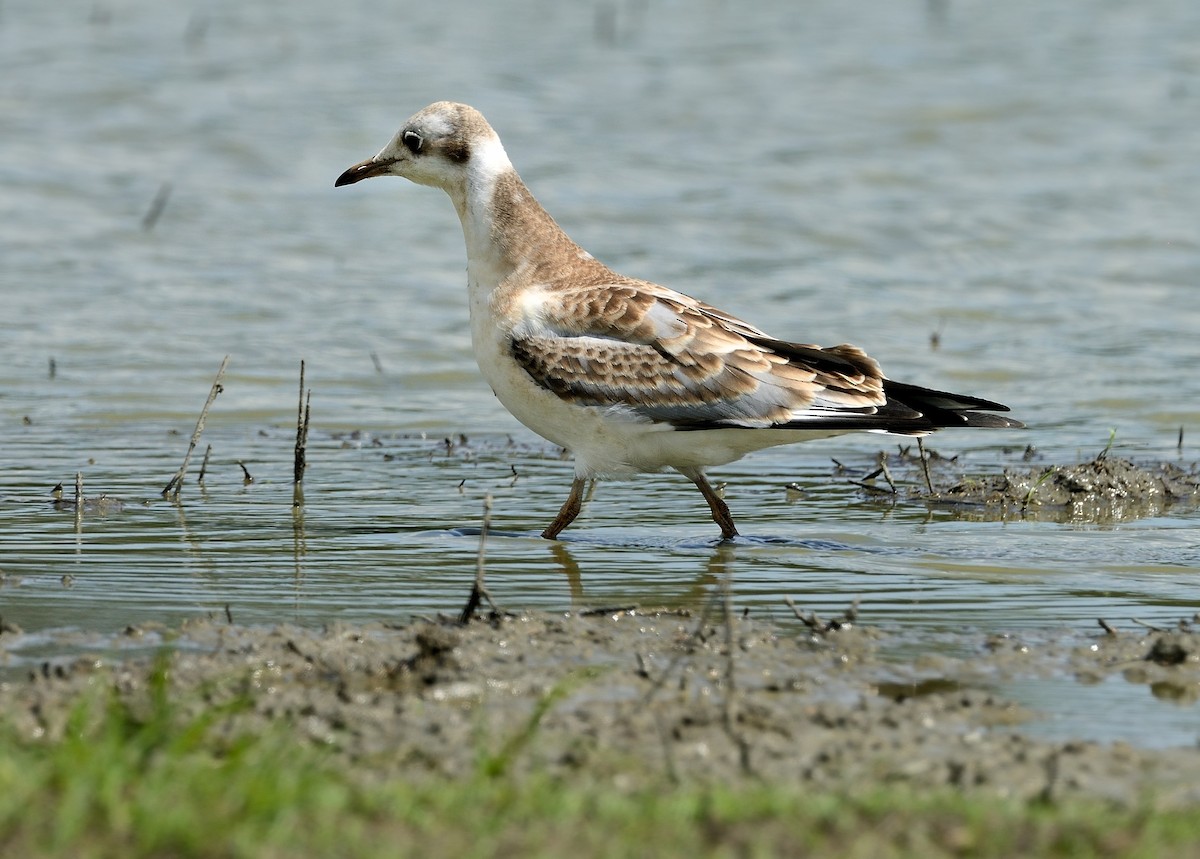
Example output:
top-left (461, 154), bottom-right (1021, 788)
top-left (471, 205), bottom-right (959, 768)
top-left (883, 380), bottom-right (1023, 430)
top-left (959, 413), bottom-right (1025, 429)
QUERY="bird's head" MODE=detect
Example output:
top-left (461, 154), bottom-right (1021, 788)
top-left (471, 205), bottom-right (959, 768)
top-left (335, 101), bottom-right (507, 193)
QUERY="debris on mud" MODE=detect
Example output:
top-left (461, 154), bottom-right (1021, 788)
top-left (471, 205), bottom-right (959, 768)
top-left (936, 457), bottom-right (1200, 520)
top-left (850, 447), bottom-right (1200, 523)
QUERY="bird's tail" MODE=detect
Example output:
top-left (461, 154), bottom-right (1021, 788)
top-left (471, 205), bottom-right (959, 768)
top-left (882, 380), bottom-right (1024, 430)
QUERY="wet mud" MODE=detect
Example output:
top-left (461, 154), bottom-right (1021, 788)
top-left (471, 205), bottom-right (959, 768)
top-left (852, 449), bottom-right (1200, 523)
top-left (3, 610), bottom-right (1199, 808)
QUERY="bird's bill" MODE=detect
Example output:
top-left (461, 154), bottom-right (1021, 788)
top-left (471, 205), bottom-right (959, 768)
top-left (335, 158), bottom-right (393, 187)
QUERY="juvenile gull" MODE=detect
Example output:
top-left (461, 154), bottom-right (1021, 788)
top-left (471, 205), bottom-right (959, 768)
top-left (336, 102), bottom-right (1022, 541)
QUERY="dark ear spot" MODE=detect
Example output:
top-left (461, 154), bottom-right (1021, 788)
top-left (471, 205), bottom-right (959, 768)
top-left (446, 142), bottom-right (471, 163)
top-left (402, 130), bottom-right (424, 154)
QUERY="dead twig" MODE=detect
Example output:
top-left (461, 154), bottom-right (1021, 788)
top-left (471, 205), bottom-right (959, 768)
top-left (917, 437), bottom-right (935, 495)
top-left (162, 356), bottom-right (229, 498)
top-left (1098, 618), bottom-right (1118, 636)
top-left (853, 460), bottom-right (897, 495)
top-left (1131, 618), bottom-right (1167, 633)
top-left (197, 444), bottom-right (213, 485)
top-left (293, 360), bottom-right (312, 506)
top-left (73, 472), bottom-right (83, 533)
top-left (877, 456), bottom-right (897, 493)
top-left (294, 360), bottom-right (311, 482)
top-left (577, 605), bottom-right (638, 616)
top-left (460, 494), bottom-right (502, 623)
top-left (785, 596), bottom-right (860, 634)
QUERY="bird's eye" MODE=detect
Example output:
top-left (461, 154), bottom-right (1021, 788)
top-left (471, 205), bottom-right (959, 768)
top-left (402, 130), bottom-right (424, 154)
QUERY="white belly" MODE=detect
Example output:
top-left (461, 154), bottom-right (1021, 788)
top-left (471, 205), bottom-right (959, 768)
top-left (469, 311), bottom-right (645, 475)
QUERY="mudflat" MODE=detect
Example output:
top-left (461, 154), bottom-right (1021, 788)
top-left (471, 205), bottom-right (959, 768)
top-left (5, 606), bottom-right (1198, 808)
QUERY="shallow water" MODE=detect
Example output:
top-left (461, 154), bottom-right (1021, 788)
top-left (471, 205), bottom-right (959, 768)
top-left (2, 1), bottom-right (1198, 746)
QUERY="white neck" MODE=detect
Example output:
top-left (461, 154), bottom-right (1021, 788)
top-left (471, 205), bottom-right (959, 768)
top-left (442, 135), bottom-right (608, 325)
top-left (444, 135), bottom-right (517, 293)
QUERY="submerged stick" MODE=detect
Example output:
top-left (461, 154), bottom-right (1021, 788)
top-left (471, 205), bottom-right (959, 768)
top-left (162, 355), bottom-right (229, 498)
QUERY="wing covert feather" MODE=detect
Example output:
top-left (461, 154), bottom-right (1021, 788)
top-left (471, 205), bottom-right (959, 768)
top-left (507, 280), bottom-right (888, 428)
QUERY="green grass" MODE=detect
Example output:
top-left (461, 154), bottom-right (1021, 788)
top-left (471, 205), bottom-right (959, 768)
top-left (2, 661), bottom-right (1198, 859)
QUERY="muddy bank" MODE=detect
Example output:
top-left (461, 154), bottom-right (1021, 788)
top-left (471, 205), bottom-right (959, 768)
top-left (850, 449), bottom-right (1200, 523)
top-left (3, 610), bottom-right (1199, 808)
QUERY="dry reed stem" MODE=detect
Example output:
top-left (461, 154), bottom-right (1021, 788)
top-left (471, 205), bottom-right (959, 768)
top-left (73, 472), bottom-right (83, 533)
top-left (198, 444), bottom-right (213, 485)
top-left (917, 437), bottom-right (935, 495)
top-left (162, 355), bottom-right (229, 498)
top-left (293, 360), bottom-right (311, 486)
top-left (459, 493), bottom-right (499, 623)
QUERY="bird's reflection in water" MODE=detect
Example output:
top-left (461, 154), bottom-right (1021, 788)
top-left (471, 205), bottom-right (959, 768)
top-left (544, 538), bottom-right (739, 615)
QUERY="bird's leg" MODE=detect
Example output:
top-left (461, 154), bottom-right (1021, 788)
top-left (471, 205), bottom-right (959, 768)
top-left (541, 477), bottom-right (587, 540)
top-left (681, 468), bottom-right (739, 541)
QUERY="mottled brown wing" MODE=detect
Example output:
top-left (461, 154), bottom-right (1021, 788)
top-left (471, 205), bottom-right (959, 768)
top-left (508, 281), bottom-right (891, 428)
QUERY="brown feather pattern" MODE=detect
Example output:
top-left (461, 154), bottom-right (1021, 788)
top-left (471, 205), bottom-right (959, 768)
top-left (507, 278), bottom-right (898, 428)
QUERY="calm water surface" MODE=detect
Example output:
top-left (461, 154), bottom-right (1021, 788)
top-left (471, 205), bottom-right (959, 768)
top-left (2, 0), bottom-right (1198, 745)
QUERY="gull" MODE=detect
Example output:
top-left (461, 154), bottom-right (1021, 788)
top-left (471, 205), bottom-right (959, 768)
top-left (336, 102), bottom-right (1022, 541)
